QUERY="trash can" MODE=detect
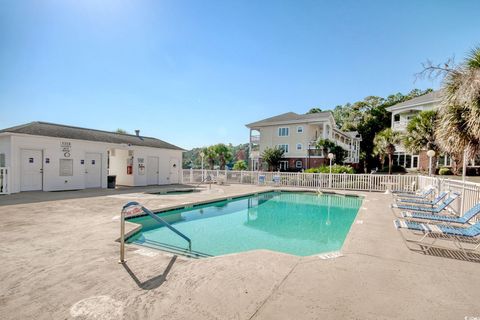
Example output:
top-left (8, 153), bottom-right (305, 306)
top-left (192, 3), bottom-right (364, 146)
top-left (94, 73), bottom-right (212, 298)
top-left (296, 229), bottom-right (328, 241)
top-left (107, 175), bottom-right (116, 189)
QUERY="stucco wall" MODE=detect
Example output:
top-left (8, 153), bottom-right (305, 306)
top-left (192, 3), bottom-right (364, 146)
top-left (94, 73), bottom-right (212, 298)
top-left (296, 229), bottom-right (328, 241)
top-left (0, 136), bottom-right (11, 166)
top-left (3, 134), bottom-right (183, 193)
top-left (258, 122), bottom-right (328, 158)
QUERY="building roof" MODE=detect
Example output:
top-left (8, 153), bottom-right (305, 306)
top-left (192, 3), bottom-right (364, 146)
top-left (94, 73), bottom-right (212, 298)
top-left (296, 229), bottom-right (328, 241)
top-left (386, 90), bottom-right (443, 111)
top-left (246, 111), bottom-right (333, 128)
top-left (344, 131), bottom-right (362, 140)
top-left (0, 121), bottom-right (184, 151)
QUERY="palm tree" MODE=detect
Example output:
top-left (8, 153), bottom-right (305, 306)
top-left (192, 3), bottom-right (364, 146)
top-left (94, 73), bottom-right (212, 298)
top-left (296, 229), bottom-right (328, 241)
top-left (203, 146), bottom-right (217, 169)
top-left (316, 139), bottom-right (335, 156)
top-left (374, 128), bottom-right (400, 174)
top-left (261, 147), bottom-right (285, 171)
top-left (214, 144), bottom-right (233, 170)
top-left (403, 110), bottom-right (439, 172)
top-left (315, 139), bottom-right (346, 164)
top-left (373, 141), bottom-right (387, 169)
top-left (435, 47), bottom-right (480, 171)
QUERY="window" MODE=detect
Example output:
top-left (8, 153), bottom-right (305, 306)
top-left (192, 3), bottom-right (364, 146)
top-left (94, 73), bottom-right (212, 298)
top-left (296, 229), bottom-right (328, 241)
top-left (295, 160), bottom-right (303, 168)
top-left (412, 156), bottom-right (419, 168)
top-left (278, 127), bottom-right (289, 136)
top-left (297, 126), bottom-right (303, 133)
top-left (393, 152), bottom-right (418, 169)
top-left (438, 154), bottom-right (452, 167)
top-left (0, 153), bottom-right (5, 167)
top-left (278, 144), bottom-right (289, 153)
top-left (296, 143), bottom-right (302, 150)
top-left (394, 114), bottom-right (400, 122)
top-left (279, 161), bottom-right (289, 171)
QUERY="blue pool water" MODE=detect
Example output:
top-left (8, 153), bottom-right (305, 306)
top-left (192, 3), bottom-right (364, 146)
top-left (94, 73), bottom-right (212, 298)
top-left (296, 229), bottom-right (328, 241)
top-left (127, 192), bottom-right (362, 256)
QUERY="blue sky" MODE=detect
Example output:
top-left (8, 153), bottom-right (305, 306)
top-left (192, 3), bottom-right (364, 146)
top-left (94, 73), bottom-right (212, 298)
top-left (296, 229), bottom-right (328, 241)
top-left (1, 0), bottom-right (479, 149)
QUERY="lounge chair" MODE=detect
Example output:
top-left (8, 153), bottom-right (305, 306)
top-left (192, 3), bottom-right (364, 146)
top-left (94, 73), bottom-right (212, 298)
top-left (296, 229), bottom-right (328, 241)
top-left (392, 181), bottom-right (417, 194)
top-left (392, 193), bottom-right (459, 213)
top-left (397, 191), bottom-right (447, 206)
top-left (394, 219), bottom-right (480, 259)
top-left (393, 187), bottom-right (434, 199)
top-left (402, 203), bottom-right (480, 225)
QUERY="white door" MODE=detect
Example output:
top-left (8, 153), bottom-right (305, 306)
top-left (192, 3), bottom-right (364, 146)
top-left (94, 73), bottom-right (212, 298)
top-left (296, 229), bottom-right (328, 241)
top-left (147, 156), bottom-right (159, 185)
top-left (169, 158), bottom-right (180, 184)
top-left (85, 153), bottom-right (102, 188)
top-left (20, 149), bottom-right (43, 191)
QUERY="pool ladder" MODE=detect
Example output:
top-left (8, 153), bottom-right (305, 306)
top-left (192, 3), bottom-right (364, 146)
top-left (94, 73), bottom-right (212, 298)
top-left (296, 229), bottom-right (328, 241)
top-left (119, 201), bottom-right (192, 263)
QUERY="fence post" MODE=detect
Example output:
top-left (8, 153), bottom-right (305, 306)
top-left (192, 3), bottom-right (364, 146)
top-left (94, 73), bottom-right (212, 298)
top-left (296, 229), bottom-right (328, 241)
top-left (190, 168), bottom-right (193, 183)
top-left (7, 167), bottom-right (10, 194)
top-left (240, 170), bottom-right (244, 184)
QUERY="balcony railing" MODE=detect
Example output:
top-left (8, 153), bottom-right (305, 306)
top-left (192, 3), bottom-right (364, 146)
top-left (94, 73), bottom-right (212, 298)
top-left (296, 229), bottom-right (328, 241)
top-left (393, 120), bottom-right (409, 131)
top-left (250, 135), bottom-right (260, 143)
top-left (308, 149), bottom-right (324, 157)
top-left (250, 150), bottom-right (260, 159)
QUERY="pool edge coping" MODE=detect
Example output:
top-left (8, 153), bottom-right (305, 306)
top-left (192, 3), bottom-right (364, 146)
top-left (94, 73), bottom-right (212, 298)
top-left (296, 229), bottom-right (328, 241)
top-left (118, 187), bottom-right (365, 258)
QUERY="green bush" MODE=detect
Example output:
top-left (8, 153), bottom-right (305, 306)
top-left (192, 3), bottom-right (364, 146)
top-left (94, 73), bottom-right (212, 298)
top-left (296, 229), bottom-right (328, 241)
top-left (378, 165), bottom-right (406, 173)
top-left (232, 160), bottom-right (248, 171)
top-left (305, 164), bottom-right (355, 174)
top-left (438, 167), bottom-right (453, 175)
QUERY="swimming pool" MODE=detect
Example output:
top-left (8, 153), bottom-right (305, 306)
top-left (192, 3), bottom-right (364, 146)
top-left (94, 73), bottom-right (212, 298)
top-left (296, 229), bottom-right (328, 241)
top-left (127, 191), bottom-right (362, 257)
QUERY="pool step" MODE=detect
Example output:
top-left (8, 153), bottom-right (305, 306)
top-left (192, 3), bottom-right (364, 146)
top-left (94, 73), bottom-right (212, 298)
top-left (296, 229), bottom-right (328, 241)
top-left (135, 239), bottom-right (212, 259)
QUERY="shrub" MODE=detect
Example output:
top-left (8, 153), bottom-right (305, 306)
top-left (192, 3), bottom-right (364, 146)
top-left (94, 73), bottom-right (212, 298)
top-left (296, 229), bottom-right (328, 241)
top-left (438, 167), bottom-right (453, 175)
top-left (377, 165), bottom-right (406, 173)
top-left (232, 160), bottom-right (247, 171)
top-left (305, 164), bottom-right (355, 174)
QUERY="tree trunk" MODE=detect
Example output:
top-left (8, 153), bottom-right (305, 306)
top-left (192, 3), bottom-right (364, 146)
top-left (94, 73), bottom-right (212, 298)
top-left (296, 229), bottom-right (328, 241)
top-left (379, 155), bottom-right (385, 169)
top-left (388, 153), bottom-right (393, 175)
top-left (431, 155), bottom-right (437, 175)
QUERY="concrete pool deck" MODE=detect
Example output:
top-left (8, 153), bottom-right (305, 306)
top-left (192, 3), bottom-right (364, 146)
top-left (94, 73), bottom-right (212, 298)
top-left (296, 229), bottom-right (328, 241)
top-left (0, 184), bottom-right (479, 320)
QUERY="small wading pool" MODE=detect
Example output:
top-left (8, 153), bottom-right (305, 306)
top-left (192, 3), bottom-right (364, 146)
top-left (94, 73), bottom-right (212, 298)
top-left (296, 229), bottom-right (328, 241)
top-left (127, 191), bottom-right (363, 257)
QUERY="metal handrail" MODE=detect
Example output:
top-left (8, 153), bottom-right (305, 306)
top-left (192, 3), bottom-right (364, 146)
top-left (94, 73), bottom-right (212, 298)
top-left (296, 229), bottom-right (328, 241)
top-left (119, 201), bottom-right (191, 263)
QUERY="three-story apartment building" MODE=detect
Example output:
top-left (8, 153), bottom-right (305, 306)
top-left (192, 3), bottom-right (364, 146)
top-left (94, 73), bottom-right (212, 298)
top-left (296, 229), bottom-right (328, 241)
top-left (385, 90), bottom-right (443, 171)
top-left (386, 89), bottom-right (480, 171)
top-left (246, 112), bottom-right (361, 171)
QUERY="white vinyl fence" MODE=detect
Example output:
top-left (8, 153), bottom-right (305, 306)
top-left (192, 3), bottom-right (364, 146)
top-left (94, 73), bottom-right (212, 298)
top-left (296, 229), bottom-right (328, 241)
top-left (183, 169), bottom-right (418, 192)
top-left (0, 167), bottom-right (9, 194)
top-left (182, 169), bottom-right (480, 219)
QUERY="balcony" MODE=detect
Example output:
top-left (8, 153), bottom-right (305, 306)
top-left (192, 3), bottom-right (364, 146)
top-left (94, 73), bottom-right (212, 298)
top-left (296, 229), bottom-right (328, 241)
top-left (392, 120), bottom-right (409, 131)
top-left (307, 149), bottom-right (324, 157)
top-left (250, 135), bottom-right (260, 143)
top-left (250, 150), bottom-right (260, 159)
top-left (310, 139), bottom-right (352, 153)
